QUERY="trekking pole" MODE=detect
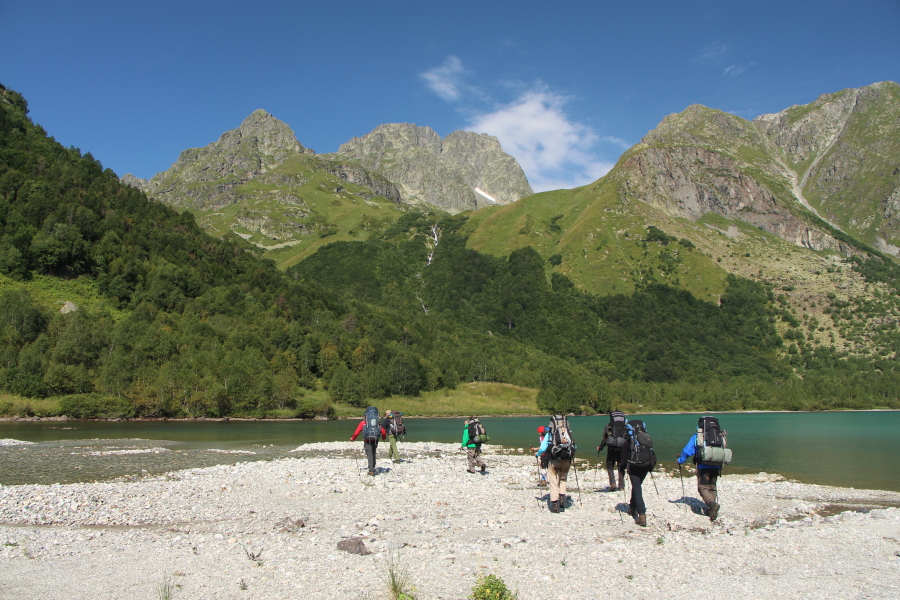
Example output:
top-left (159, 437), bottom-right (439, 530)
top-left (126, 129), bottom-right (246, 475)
top-left (593, 450), bottom-right (600, 491)
top-left (534, 455), bottom-right (542, 485)
top-left (649, 469), bottom-right (659, 496)
top-left (678, 464), bottom-right (686, 499)
top-left (572, 463), bottom-right (583, 507)
top-left (353, 446), bottom-right (361, 473)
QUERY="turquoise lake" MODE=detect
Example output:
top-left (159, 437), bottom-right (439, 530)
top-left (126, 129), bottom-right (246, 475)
top-left (1, 411), bottom-right (898, 491)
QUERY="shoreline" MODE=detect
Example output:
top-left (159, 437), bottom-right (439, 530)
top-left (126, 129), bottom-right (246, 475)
top-left (1, 441), bottom-right (898, 599)
top-left (3, 407), bottom-right (899, 423)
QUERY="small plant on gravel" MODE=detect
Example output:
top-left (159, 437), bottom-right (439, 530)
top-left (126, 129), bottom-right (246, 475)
top-left (383, 546), bottom-right (416, 600)
top-left (242, 545), bottom-right (263, 566)
top-left (470, 573), bottom-right (518, 600)
top-left (157, 575), bottom-right (175, 600)
top-left (238, 578), bottom-right (248, 591)
top-left (656, 536), bottom-right (664, 545)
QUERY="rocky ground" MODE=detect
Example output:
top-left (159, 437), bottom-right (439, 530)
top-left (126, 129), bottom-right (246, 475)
top-left (1, 441), bottom-right (899, 600)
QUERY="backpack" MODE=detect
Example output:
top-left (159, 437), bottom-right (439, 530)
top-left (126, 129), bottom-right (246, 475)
top-left (606, 411), bottom-right (627, 450)
top-left (390, 413), bottom-right (406, 436)
top-left (363, 406), bottom-right (380, 441)
top-left (468, 418), bottom-right (488, 444)
top-left (548, 415), bottom-right (576, 460)
top-left (696, 416), bottom-right (732, 466)
top-left (626, 419), bottom-right (657, 469)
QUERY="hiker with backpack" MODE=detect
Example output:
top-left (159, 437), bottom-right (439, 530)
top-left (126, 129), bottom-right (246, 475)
top-left (461, 416), bottom-right (488, 473)
top-left (535, 415), bottom-right (576, 513)
top-left (350, 406), bottom-right (386, 476)
top-left (676, 416), bottom-right (732, 521)
top-left (597, 410), bottom-right (628, 491)
top-left (624, 419), bottom-right (657, 527)
top-left (381, 410), bottom-right (405, 463)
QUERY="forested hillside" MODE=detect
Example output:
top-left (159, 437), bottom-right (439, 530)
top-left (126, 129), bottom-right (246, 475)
top-left (1, 84), bottom-right (898, 418)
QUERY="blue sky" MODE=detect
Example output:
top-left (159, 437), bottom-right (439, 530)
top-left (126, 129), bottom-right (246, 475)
top-left (2, 1), bottom-right (898, 192)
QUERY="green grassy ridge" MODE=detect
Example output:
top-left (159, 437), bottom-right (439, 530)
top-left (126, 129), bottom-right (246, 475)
top-left (188, 153), bottom-right (414, 269)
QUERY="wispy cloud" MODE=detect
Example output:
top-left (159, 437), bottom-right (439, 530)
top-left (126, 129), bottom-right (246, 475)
top-left (420, 56), bottom-right (468, 102)
top-left (699, 42), bottom-right (729, 62)
top-left (723, 63), bottom-right (755, 77)
top-left (420, 57), bottom-right (620, 192)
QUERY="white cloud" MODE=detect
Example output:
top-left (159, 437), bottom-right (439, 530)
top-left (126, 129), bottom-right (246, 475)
top-left (420, 56), bottom-right (467, 102)
top-left (420, 57), bottom-right (624, 192)
top-left (723, 63), bottom-right (755, 77)
top-left (466, 89), bottom-right (614, 192)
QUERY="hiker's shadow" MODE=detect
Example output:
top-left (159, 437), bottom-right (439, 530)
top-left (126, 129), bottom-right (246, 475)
top-left (615, 502), bottom-right (631, 514)
top-left (669, 496), bottom-right (706, 515)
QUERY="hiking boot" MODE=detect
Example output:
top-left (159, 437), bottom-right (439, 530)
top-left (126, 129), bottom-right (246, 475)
top-left (549, 501), bottom-right (560, 513)
top-left (480, 464), bottom-right (486, 473)
top-left (636, 514), bottom-right (647, 527)
top-left (467, 469), bottom-right (477, 473)
top-left (708, 502), bottom-right (720, 521)
top-left (368, 470), bottom-right (375, 476)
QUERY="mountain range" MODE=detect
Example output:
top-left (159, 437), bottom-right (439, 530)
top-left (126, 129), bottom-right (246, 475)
top-left (122, 81), bottom-right (900, 362)
top-left (2, 79), bottom-right (899, 418)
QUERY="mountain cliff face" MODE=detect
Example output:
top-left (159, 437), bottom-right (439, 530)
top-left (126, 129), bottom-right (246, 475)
top-left (613, 82), bottom-right (900, 255)
top-left (754, 81), bottom-right (900, 254)
top-left (614, 105), bottom-right (853, 253)
top-left (331, 123), bottom-right (534, 214)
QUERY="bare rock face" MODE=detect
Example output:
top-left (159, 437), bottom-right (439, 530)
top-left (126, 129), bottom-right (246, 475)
top-left (753, 81), bottom-right (900, 246)
top-left (332, 123), bottom-right (533, 213)
top-left (135, 110), bottom-right (315, 210)
top-left (613, 82), bottom-right (900, 253)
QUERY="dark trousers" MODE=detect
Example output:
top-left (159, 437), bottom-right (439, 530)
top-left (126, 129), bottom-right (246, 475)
top-left (364, 439), bottom-right (378, 472)
top-left (628, 466), bottom-right (651, 515)
top-left (697, 467), bottom-right (719, 506)
top-left (606, 447), bottom-right (626, 487)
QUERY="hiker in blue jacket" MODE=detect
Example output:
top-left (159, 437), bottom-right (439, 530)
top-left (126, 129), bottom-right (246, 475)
top-left (677, 432), bottom-right (721, 521)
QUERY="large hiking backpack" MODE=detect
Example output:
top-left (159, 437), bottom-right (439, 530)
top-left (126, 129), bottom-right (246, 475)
top-left (696, 416), bottom-right (732, 466)
top-left (468, 418), bottom-right (489, 444)
top-left (605, 411), bottom-right (627, 450)
top-left (390, 413), bottom-right (406, 436)
top-left (363, 406), bottom-right (380, 441)
top-left (548, 415), bottom-right (576, 460)
top-left (626, 419), bottom-right (657, 469)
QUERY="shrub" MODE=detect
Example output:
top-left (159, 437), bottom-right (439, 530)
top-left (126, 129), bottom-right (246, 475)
top-left (471, 574), bottom-right (517, 600)
top-left (57, 394), bottom-right (132, 419)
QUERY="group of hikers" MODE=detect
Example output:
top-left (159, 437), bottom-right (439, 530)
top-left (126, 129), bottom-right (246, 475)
top-left (352, 407), bottom-right (731, 527)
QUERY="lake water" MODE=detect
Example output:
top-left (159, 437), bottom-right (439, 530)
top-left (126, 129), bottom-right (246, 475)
top-left (1, 411), bottom-right (898, 491)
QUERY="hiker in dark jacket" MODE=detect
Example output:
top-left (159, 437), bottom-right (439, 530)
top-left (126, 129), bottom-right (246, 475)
top-left (597, 411), bottom-right (627, 491)
top-left (351, 418), bottom-right (386, 476)
top-left (677, 428), bottom-right (721, 521)
top-left (381, 410), bottom-right (401, 463)
top-left (625, 421), bottom-right (653, 527)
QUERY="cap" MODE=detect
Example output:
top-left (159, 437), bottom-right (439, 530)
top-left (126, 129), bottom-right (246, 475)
top-left (386, 410), bottom-right (393, 415)
top-left (537, 426), bottom-right (545, 434)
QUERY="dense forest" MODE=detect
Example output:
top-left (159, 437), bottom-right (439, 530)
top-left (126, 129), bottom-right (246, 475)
top-left (1, 84), bottom-right (898, 418)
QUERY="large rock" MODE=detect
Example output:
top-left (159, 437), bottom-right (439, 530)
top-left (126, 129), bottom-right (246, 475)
top-left (331, 123), bottom-right (533, 214)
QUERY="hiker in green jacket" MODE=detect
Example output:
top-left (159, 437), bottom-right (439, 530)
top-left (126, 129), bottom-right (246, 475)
top-left (461, 416), bottom-right (487, 473)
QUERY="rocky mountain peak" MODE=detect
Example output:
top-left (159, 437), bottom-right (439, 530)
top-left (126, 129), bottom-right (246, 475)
top-left (128, 110), bottom-right (314, 210)
top-left (333, 123), bottom-right (533, 213)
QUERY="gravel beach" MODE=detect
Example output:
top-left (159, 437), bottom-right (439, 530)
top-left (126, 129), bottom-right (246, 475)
top-left (1, 440), bottom-right (899, 600)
